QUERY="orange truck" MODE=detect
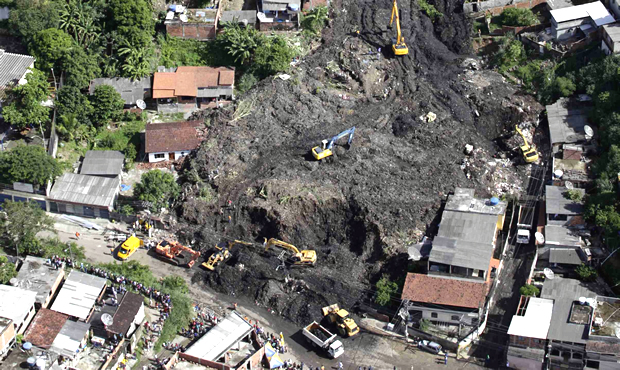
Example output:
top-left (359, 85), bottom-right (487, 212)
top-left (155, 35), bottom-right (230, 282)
top-left (154, 240), bottom-right (201, 268)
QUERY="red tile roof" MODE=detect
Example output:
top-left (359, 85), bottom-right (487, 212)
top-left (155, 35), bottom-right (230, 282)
top-left (24, 309), bottom-right (68, 348)
top-left (145, 121), bottom-right (204, 154)
top-left (401, 273), bottom-right (489, 309)
top-left (152, 67), bottom-right (235, 98)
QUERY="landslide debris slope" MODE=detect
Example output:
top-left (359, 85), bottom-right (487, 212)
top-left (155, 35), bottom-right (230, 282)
top-left (178, 0), bottom-right (542, 325)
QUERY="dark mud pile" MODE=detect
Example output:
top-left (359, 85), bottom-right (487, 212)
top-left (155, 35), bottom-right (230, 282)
top-left (177, 0), bottom-right (543, 325)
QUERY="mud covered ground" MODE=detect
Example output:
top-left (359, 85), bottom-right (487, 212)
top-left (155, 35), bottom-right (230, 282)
top-left (175, 0), bottom-right (544, 326)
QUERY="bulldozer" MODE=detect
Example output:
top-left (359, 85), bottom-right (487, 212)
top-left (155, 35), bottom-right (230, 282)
top-left (322, 304), bottom-right (360, 337)
top-left (515, 125), bottom-right (539, 163)
top-left (202, 240), bottom-right (252, 270)
top-left (154, 239), bottom-right (201, 268)
top-left (263, 238), bottom-right (317, 266)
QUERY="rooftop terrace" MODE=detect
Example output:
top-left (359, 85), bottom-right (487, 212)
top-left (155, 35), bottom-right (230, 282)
top-left (591, 296), bottom-right (620, 339)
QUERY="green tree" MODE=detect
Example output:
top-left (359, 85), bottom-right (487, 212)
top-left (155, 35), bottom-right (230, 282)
top-left (0, 200), bottom-right (55, 256)
top-left (575, 263), bottom-right (598, 282)
top-left (493, 36), bottom-right (526, 73)
top-left (106, 0), bottom-right (154, 49)
top-left (553, 76), bottom-right (576, 98)
top-left (374, 274), bottom-right (399, 306)
top-left (59, 0), bottom-right (103, 48)
top-left (236, 72), bottom-right (258, 94)
top-left (9, 0), bottom-right (62, 45)
top-left (30, 28), bottom-right (73, 71)
top-left (161, 275), bottom-right (188, 293)
top-left (39, 238), bottom-right (86, 260)
top-left (254, 36), bottom-right (295, 77)
top-left (56, 86), bottom-right (94, 124)
top-left (565, 189), bottom-right (583, 202)
top-left (1, 69), bottom-right (51, 130)
top-left (0, 255), bottom-right (17, 284)
top-left (89, 84), bottom-right (124, 127)
top-left (301, 6), bottom-right (328, 35)
top-left (220, 23), bottom-right (259, 64)
top-left (134, 170), bottom-right (181, 212)
top-left (61, 47), bottom-right (101, 89)
top-left (0, 145), bottom-right (63, 186)
top-left (118, 45), bottom-right (151, 80)
top-left (499, 8), bottom-right (538, 27)
top-left (519, 284), bottom-right (540, 296)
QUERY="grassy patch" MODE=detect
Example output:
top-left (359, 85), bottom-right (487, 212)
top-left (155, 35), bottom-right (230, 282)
top-left (418, 0), bottom-right (443, 21)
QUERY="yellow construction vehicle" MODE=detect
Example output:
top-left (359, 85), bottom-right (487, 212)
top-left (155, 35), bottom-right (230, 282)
top-left (311, 127), bottom-right (356, 161)
top-left (321, 304), bottom-right (360, 337)
top-left (389, 0), bottom-right (408, 56)
top-left (263, 238), bottom-right (317, 266)
top-left (515, 125), bottom-right (539, 163)
top-left (202, 240), bottom-right (252, 270)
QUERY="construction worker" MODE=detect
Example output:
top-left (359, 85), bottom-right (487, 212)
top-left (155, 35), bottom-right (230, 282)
top-left (75, 232), bottom-right (80, 240)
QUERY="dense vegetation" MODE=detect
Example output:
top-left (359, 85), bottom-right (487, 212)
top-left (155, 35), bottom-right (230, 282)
top-left (498, 8), bottom-right (538, 27)
top-left (0, 145), bottom-right (63, 186)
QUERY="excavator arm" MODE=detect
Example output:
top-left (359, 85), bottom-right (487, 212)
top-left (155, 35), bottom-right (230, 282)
top-left (390, 0), bottom-right (408, 56)
top-left (263, 238), bottom-right (317, 266)
top-left (264, 238), bottom-right (301, 254)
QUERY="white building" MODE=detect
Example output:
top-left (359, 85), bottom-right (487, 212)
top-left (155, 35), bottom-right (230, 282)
top-left (550, 1), bottom-right (615, 40)
top-left (0, 285), bottom-right (37, 335)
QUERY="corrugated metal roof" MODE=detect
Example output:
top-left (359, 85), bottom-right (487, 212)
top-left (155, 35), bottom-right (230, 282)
top-left (546, 98), bottom-right (590, 145)
top-left (430, 236), bottom-right (494, 271)
top-left (49, 173), bottom-right (120, 208)
top-left (89, 77), bottom-right (151, 105)
top-left (50, 320), bottom-right (90, 358)
top-left (545, 185), bottom-right (584, 215)
top-left (50, 271), bottom-right (106, 320)
top-left (80, 151), bottom-right (124, 177)
top-left (0, 50), bottom-right (35, 100)
top-left (183, 311), bottom-right (252, 362)
top-left (437, 211), bottom-right (499, 245)
top-left (550, 1), bottom-right (614, 25)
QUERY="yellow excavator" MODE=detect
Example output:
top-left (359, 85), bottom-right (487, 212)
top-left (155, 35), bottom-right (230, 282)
top-left (389, 0), bottom-right (408, 56)
top-left (202, 240), bottom-right (252, 270)
top-left (322, 304), bottom-right (360, 337)
top-left (515, 125), bottom-right (539, 163)
top-left (263, 238), bottom-right (317, 266)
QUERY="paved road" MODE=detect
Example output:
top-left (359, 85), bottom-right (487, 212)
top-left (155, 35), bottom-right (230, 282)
top-left (50, 216), bottom-right (484, 370)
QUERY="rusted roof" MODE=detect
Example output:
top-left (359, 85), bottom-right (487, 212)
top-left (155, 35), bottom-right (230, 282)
top-left (145, 121), bottom-right (204, 154)
top-left (24, 309), bottom-right (69, 349)
top-left (401, 273), bottom-right (489, 309)
top-left (152, 66), bottom-right (235, 98)
top-left (107, 292), bottom-right (143, 336)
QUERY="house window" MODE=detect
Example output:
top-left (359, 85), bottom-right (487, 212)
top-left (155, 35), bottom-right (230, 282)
top-left (430, 312), bottom-right (438, 318)
top-left (154, 153), bottom-right (165, 159)
top-left (451, 315), bottom-right (460, 321)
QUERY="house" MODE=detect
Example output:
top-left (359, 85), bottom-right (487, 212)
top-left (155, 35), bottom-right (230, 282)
top-left (48, 173), bottom-right (121, 219)
top-left (106, 292), bottom-right (145, 339)
top-left (257, 0), bottom-right (300, 31)
top-left (587, 296), bottom-right (620, 369)
top-left (546, 99), bottom-right (592, 152)
top-left (601, 22), bottom-right (620, 54)
top-left (14, 256), bottom-right (65, 309)
top-left (220, 10), bottom-right (257, 27)
top-left (550, 1), bottom-right (615, 40)
top-left (50, 271), bottom-right (107, 321)
top-left (541, 277), bottom-right (596, 369)
top-left (0, 318), bottom-right (15, 358)
top-left (23, 309), bottom-right (69, 349)
top-left (0, 285), bottom-right (37, 335)
top-left (79, 150), bottom-right (125, 179)
top-left (0, 49), bottom-right (35, 106)
top-left (401, 188), bottom-right (505, 330)
top-left (181, 311), bottom-right (265, 370)
top-left (165, 5), bottom-right (220, 40)
top-left (545, 185), bottom-right (585, 226)
top-left (49, 320), bottom-right (90, 364)
top-left (152, 66), bottom-right (235, 113)
top-left (506, 296), bottom-right (554, 370)
top-left (145, 121), bottom-right (205, 163)
top-left (88, 77), bottom-right (151, 107)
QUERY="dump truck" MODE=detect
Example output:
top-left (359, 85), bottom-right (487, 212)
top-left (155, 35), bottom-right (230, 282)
top-left (302, 322), bottom-right (344, 359)
top-left (322, 304), bottom-right (360, 337)
top-left (154, 239), bottom-right (201, 268)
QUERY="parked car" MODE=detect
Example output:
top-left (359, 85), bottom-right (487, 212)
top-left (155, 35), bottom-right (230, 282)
top-left (418, 340), bottom-right (442, 354)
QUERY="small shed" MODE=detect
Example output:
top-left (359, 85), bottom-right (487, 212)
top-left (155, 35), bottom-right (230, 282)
top-left (80, 151), bottom-right (124, 178)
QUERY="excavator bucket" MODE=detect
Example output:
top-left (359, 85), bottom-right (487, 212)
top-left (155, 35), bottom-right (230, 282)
top-left (322, 304), bottom-right (340, 316)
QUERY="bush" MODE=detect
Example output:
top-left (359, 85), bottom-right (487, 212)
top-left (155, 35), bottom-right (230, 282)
top-left (575, 264), bottom-right (598, 282)
top-left (301, 6), bottom-right (328, 35)
top-left (418, 0), bottom-right (443, 22)
top-left (374, 274), bottom-right (399, 306)
top-left (565, 189), bottom-right (583, 201)
top-left (236, 72), bottom-right (259, 94)
top-left (134, 170), bottom-right (180, 212)
top-left (120, 204), bottom-right (135, 216)
top-left (519, 284), bottom-right (540, 296)
top-left (39, 238), bottom-right (86, 261)
top-left (493, 36), bottom-right (526, 73)
top-left (499, 8), bottom-right (538, 27)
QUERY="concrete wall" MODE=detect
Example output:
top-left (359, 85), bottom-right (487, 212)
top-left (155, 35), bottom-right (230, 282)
top-left (464, 0), bottom-right (547, 15)
top-left (42, 269), bottom-right (66, 309)
top-left (0, 320), bottom-right (15, 357)
top-left (510, 334), bottom-right (546, 349)
top-left (553, 18), bottom-right (590, 40)
top-left (408, 305), bottom-right (480, 326)
top-left (148, 150), bottom-right (190, 163)
top-left (16, 303), bottom-right (36, 335)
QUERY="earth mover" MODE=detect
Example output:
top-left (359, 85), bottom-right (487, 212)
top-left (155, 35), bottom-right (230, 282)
top-left (202, 240), bottom-right (252, 270)
top-left (154, 239), bottom-right (201, 268)
top-left (321, 304), bottom-right (360, 337)
top-left (263, 238), bottom-right (317, 266)
top-left (311, 127), bottom-right (355, 161)
top-left (515, 125), bottom-right (539, 163)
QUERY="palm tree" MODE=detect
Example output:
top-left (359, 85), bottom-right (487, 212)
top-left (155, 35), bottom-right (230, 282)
top-left (222, 23), bottom-right (258, 64)
top-left (119, 46), bottom-right (151, 80)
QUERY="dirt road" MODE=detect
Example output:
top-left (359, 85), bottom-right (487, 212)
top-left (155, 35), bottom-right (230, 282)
top-left (50, 216), bottom-right (482, 369)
